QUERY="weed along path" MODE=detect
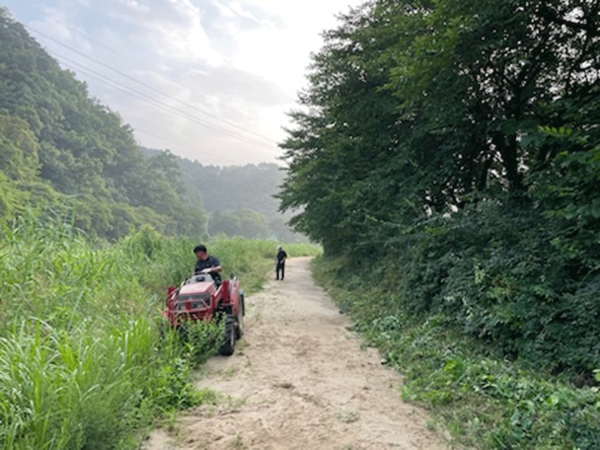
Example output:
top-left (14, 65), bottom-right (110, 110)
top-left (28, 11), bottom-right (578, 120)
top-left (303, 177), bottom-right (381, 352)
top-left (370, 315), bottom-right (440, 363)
top-left (145, 258), bottom-right (447, 450)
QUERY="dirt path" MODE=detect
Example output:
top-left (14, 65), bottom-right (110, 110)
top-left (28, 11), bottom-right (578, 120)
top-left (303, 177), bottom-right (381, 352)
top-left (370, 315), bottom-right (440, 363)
top-left (144, 258), bottom-right (447, 450)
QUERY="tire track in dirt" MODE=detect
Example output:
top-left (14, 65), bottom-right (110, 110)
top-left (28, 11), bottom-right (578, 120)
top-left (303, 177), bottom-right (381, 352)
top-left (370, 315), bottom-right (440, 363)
top-left (144, 257), bottom-right (448, 450)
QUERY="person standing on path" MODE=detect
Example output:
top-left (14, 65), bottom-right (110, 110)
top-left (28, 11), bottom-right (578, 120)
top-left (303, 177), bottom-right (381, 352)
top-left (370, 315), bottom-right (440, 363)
top-left (276, 245), bottom-right (287, 281)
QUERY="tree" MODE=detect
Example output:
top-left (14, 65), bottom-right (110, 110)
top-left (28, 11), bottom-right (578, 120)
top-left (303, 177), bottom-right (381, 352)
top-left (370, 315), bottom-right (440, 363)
top-left (0, 114), bottom-right (39, 181)
top-left (280, 0), bottom-right (600, 252)
top-left (208, 209), bottom-right (270, 239)
top-left (279, 0), bottom-right (600, 371)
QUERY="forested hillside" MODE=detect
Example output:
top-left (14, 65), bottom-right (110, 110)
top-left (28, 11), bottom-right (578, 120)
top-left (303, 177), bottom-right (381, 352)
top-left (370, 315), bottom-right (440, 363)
top-left (281, 0), bottom-right (600, 447)
top-left (0, 7), bottom-right (205, 239)
top-left (179, 160), bottom-right (306, 242)
top-left (142, 147), bottom-right (306, 242)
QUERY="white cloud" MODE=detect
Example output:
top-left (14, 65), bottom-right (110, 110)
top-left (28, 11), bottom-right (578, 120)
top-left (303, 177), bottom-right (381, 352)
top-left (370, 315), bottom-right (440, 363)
top-left (118, 0), bottom-right (150, 12)
top-left (229, 0), bottom-right (357, 94)
top-left (211, 0), bottom-right (237, 19)
top-left (158, 0), bottom-right (219, 63)
top-left (29, 1), bottom-right (81, 44)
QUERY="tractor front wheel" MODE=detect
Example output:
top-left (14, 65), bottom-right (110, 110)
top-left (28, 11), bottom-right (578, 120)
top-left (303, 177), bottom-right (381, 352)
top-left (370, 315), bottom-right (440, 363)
top-left (219, 314), bottom-right (236, 356)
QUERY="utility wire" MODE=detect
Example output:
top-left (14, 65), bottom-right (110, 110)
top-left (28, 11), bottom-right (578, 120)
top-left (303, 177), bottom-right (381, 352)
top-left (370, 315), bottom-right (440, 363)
top-left (24, 24), bottom-right (280, 148)
top-left (52, 55), bottom-right (241, 162)
top-left (18, 9), bottom-right (279, 144)
top-left (46, 47), bottom-right (278, 155)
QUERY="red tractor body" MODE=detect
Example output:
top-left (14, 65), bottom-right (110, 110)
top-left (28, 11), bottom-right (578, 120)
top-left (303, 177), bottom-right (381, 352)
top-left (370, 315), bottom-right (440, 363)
top-left (163, 273), bottom-right (245, 355)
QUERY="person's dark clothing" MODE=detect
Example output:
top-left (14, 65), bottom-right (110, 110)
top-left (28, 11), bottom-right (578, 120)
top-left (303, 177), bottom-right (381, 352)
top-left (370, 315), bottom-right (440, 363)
top-left (277, 250), bottom-right (287, 263)
top-left (195, 255), bottom-right (222, 285)
top-left (276, 263), bottom-right (285, 280)
top-left (276, 250), bottom-right (287, 280)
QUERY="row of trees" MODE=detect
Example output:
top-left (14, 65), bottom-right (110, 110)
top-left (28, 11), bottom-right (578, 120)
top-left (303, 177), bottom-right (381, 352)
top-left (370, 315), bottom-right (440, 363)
top-left (0, 7), bottom-right (205, 239)
top-left (280, 0), bottom-right (600, 372)
top-left (143, 148), bottom-right (307, 242)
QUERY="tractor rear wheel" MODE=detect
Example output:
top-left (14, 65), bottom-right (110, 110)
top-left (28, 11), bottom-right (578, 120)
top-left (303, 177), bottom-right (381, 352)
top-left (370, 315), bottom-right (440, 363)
top-left (219, 314), bottom-right (235, 356)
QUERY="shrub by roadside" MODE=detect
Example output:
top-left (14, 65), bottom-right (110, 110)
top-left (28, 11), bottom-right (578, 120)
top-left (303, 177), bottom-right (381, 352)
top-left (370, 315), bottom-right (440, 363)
top-left (312, 256), bottom-right (600, 449)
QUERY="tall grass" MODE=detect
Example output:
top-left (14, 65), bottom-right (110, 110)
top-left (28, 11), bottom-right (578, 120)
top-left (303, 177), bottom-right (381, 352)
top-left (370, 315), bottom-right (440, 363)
top-left (0, 215), bottom-right (320, 449)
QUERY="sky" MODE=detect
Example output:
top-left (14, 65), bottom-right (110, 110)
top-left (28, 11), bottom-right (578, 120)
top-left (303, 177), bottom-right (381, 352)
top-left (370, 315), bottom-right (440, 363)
top-left (2, 0), bottom-right (362, 165)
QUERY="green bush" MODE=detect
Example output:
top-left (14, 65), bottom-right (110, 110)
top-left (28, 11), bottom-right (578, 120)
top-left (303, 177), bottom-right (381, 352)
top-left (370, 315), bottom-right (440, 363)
top-left (391, 200), bottom-right (600, 373)
top-left (314, 256), bottom-right (600, 449)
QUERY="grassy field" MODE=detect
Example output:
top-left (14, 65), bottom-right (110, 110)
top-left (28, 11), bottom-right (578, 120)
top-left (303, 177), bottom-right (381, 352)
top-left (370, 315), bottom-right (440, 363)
top-left (0, 216), bottom-right (320, 449)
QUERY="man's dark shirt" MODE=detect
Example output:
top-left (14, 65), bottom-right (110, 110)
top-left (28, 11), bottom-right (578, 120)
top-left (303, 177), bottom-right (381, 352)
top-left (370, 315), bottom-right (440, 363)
top-left (276, 250), bottom-right (287, 265)
top-left (195, 255), bottom-right (222, 284)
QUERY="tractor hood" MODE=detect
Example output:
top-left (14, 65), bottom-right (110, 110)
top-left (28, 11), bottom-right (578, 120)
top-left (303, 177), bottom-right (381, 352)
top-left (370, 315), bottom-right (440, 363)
top-left (179, 282), bottom-right (215, 295)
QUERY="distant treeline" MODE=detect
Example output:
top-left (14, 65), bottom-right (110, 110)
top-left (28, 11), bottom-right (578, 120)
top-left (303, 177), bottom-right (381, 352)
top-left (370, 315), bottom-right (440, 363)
top-left (142, 148), bottom-right (307, 242)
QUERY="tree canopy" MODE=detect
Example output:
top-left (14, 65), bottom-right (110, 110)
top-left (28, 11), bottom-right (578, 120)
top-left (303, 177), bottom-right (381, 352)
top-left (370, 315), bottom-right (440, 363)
top-left (280, 0), bottom-right (600, 371)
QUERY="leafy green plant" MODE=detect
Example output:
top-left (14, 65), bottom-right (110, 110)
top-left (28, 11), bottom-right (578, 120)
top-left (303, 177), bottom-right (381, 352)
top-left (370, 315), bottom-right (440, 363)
top-left (314, 257), bottom-right (600, 449)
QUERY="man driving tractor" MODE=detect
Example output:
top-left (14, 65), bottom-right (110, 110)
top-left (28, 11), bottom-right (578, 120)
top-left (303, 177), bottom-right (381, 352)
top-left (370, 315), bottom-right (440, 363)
top-left (194, 244), bottom-right (222, 285)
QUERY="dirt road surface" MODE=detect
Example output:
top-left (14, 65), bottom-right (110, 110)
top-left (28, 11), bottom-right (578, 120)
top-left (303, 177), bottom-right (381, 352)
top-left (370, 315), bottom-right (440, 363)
top-left (144, 257), bottom-right (447, 450)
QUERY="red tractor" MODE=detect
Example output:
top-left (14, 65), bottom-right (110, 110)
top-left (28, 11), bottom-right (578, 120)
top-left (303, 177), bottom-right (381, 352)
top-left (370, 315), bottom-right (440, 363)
top-left (163, 273), bottom-right (245, 355)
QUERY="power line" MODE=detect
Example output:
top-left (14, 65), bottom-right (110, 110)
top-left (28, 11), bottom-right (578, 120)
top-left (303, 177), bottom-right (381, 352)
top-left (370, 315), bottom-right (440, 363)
top-left (56, 57), bottom-right (238, 164)
top-left (18, 8), bottom-right (280, 144)
top-left (50, 55), bottom-right (247, 163)
top-left (24, 23), bottom-right (280, 148)
top-left (46, 47), bottom-right (279, 156)
top-left (135, 129), bottom-right (237, 165)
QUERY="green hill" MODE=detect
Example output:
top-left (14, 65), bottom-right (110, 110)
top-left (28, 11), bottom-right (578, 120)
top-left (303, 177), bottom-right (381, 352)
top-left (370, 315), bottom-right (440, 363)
top-left (0, 7), bottom-right (205, 239)
top-left (0, 6), bottom-right (304, 243)
top-left (141, 148), bottom-right (307, 242)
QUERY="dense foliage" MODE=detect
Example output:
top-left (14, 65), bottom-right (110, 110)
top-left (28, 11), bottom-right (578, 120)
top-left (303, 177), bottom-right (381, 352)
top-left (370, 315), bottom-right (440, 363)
top-left (315, 257), bottom-right (600, 449)
top-left (0, 8), bottom-right (205, 239)
top-left (280, 0), bottom-right (600, 373)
